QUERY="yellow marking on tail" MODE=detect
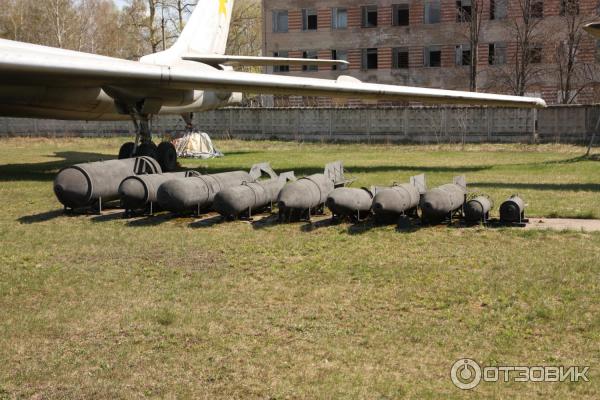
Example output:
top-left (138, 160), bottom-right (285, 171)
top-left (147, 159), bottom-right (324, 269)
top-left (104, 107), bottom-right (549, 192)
top-left (219, 0), bottom-right (228, 15)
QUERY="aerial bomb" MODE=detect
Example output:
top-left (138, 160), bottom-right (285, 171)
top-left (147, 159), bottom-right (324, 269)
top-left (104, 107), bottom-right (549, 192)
top-left (464, 196), bottom-right (493, 223)
top-left (119, 170), bottom-right (201, 213)
top-left (371, 174), bottom-right (427, 222)
top-left (326, 187), bottom-right (375, 221)
top-left (500, 195), bottom-right (526, 224)
top-left (213, 172), bottom-right (296, 219)
top-left (54, 156), bottom-right (161, 211)
top-left (278, 161), bottom-right (348, 221)
top-left (420, 176), bottom-right (467, 223)
top-left (156, 163), bottom-right (276, 214)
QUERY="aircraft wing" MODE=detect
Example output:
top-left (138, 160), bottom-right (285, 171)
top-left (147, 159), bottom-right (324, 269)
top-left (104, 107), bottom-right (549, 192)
top-left (0, 44), bottom-right (547, 108)
top-left (182, 54), bottom-right (349, 68)
top-left (584, 22), bottom-right (600, 38)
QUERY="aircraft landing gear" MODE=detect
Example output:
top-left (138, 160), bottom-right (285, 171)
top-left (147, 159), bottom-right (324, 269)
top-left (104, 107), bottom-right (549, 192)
top-left (118, 112), bottom-right (177, 172)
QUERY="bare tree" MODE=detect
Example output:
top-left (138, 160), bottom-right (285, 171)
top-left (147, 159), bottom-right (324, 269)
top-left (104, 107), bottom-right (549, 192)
top-left (457, 0), bottom-right (484, 92)
top-left (163, 0), bottom-right (197, 34)
top-left (226, 0), bottom-right (261, 58)
top-left (42, 0), bottom-right (78, 49)
top-left (492, 0), bottom-right (547, 96)
top-left (553, 0), bottom-right (599, 104)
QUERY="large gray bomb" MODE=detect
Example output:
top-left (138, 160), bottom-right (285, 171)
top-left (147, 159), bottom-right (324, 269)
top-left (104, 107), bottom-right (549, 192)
top-left (278, 161), bottom-right (348, 221)
top-left (213, 172), bottom-right (296, 219)
top-left (119, 170), bottom-right (201, 213)
top-left (326, 187), bottom-right (375, 221)
top-left (500, 195), bottom-right (526, 224)
top-left (464, 196), bottom-right (493, 223)
top-left (156, 163), bottom-right (276, 214)
top-left (54, 156), bottom-right (161, 211)
top-left (371, 174), bottom-right (427, 222)
top-left (420, 176), bottom-right (467, 223)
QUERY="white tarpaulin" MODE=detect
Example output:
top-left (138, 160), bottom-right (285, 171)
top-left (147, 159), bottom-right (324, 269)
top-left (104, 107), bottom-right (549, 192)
top-left (172, 131), bottom-right (223, 159)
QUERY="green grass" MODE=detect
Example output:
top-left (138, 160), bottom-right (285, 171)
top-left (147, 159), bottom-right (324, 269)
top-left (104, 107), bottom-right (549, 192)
top-left (0, 137), bottom-right (599, 398)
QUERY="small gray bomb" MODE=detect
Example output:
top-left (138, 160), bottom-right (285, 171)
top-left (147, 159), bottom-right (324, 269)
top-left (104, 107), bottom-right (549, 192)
top-left (420, 176), bottom-right (467, 223)
top-left (119, 170), bottom-right (201, 213)
top-left (326, 187), bottom-right (374, 221)
top-left (371, 174), bottom-right (427, 222)
top-left (213, 172), bottom-right (296, 219)
top-left (156, 163), bottom-right (277, 214)
top-left (278, 161), bottom-right (348, 221)
top-left (464, 196), bottom-right (494, 223)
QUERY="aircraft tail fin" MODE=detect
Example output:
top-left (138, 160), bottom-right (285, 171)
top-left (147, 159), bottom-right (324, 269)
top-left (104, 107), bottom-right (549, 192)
top-left (141, 0), bottom-right (234, 64)
top-left (173, 0), bottom-right (234, 56)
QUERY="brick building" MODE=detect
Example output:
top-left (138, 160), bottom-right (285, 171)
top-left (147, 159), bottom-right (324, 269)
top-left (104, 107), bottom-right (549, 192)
top-left (261, 0), bottom-right (600, 105)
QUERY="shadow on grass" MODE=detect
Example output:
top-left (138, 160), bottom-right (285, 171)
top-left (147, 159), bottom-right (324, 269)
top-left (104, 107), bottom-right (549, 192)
top-left (0, 151), bottom-right (114, 181)
top-left (251, 214), bottom-right (280, 230)
top-left (189, 215), bottom-right (224, 228)
top-left (90, 211), bottom-right (125, 223)
top-left (196, 164), bottom-right (493, 177)
top-left (539, 154), bottom-right (600, 165)
top-left (126, 214), bottom-right (172, 227)
top-left (18, 209), bottom-right (65, 224)
top-left (471, 182), bottom-right (600, 192)
top-left (300, 217), bottom-right (332, 232)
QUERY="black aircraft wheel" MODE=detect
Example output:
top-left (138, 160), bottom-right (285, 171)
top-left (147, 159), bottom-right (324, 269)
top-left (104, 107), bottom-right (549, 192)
top-left (118, 142), bottom-right (135, 159)
top-left (135, 142), bottom-right (159, 160)
top-left (157, 142), bottom-right (177, 172)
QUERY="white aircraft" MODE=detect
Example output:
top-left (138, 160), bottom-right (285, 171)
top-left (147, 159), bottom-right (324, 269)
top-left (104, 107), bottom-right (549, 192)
top-left (0, 0), bottom-right (546, 171)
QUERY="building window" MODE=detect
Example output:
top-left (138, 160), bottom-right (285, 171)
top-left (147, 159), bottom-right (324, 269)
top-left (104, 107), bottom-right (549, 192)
top-left (596, 40), bottom-right (600, 63)
top-left (393, 47), bottom-right (409, 68)
top-left (302, 50), bottom-right (318, 71)
top-left (488, 42), bottom-right (506, 65)
top-left (455, 44), bottom-right (471, 66)
top-left (424, 1), bottom-right (441, 24)
top-left (530, 0), bottom-right (544, 18)
top-left (529, 44), bottom-right (543, 63)
top-left (302, 9), bottom-right (318, 31)
top-left (332, 8), bottom-right (348, 29)
top-left (332, 50), bottom-right (349, 70)
top-left (425, 46), bottom-right (442, 67)
top-left (456, 0), bottom-right (472, 22)
top-left (272, 10), bottom-right (288, 33)
top-left (273, 51), bottom-right (290, 73)
top-left (362, 6), bottom-right (378, 27)
top-left (362, 48), bottom-right (378, 69)
top-left (490, 0), bottom-right (507, 20)
top-left (560, 0), bottom-right (579, 15)
top-left (393, 4), bottom-right (410, 26)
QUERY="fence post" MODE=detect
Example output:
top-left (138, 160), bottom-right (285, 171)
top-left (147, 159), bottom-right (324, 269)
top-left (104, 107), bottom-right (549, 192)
top-left (531, 108), bottom-right (538, 144)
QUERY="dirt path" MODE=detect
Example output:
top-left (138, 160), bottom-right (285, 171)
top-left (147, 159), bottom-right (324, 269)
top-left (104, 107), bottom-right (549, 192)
top-left (526, 218), bottom-right (600, 232)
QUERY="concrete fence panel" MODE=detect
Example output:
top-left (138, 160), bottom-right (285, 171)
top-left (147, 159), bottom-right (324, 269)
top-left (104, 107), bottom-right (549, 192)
top-left (1, 105), bottom-right (598, 145)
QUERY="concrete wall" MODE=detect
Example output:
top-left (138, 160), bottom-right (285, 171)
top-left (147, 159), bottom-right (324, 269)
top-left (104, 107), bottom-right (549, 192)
top-left (1, 105), bottom-right (598, 144)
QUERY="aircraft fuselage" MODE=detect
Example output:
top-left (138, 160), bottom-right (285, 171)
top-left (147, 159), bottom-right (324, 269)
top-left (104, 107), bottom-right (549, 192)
top-left (0, 39), bottom-right (241, 121)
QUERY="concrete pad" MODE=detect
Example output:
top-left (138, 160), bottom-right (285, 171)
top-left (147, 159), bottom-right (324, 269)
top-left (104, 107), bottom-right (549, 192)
top-left (526, 218), bottom-right (600, 232)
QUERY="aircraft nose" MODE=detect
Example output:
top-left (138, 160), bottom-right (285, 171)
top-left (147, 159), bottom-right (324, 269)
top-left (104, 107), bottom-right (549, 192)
top-left (53, 167), bottom-right (91, 208)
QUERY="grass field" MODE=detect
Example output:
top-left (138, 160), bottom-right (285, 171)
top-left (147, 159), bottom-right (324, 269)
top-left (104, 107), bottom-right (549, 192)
top-left (0, 137), bottom-right (599, 399)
